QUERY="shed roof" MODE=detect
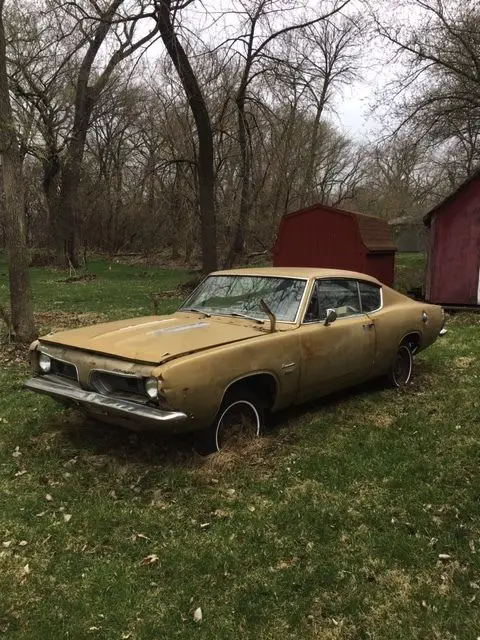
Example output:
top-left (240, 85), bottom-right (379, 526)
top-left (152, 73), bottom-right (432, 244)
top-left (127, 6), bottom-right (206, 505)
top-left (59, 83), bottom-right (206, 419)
top-left (423, 167), bottom-right (480, 227)
top-left (283, 203), bottom-right (396, 252)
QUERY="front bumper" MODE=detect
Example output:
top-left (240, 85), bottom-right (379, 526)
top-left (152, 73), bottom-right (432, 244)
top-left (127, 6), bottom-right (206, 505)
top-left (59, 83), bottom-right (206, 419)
top-left (24, 375), bottom-right (188, 429)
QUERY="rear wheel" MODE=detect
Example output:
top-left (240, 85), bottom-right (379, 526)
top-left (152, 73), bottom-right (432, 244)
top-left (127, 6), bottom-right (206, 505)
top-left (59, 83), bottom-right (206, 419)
top-left (195, 389), bottom-right (264, 455)
top-left (387, 344), bottom-right (413, 387)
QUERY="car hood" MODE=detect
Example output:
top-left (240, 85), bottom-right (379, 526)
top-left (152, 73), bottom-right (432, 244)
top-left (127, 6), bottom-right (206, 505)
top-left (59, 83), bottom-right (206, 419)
top-left (40, 314), bottom-right (267, 365)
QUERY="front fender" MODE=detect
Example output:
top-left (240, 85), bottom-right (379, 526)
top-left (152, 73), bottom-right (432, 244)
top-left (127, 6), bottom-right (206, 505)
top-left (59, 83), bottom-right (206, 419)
top-left (153, 331), bottom-right (300, 429)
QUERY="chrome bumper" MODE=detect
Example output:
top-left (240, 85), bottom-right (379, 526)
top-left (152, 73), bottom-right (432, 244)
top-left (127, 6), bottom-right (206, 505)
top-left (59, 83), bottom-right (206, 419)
top-left (24, 375), bottom-right (187, 427)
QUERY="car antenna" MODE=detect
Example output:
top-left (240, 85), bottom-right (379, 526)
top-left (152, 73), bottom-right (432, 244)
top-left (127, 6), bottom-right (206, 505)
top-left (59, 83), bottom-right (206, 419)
top-left (260, 299), bottom-right (276, 333)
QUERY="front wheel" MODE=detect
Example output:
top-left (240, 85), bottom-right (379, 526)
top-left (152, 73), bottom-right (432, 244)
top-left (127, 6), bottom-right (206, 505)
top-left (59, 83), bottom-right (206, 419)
top-left (194, 389), bottom-right (264, 455)
top-left (387, 344), bottom-right (413, 388)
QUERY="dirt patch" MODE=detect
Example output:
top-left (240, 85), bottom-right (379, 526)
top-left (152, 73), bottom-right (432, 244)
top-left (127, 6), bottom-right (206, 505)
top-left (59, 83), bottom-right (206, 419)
top-left (453, 356), bottom-right (476, 369)
top-left (60, 273), bottom-right (97, 284)
top-left (192, 436), bottom-right (277, 483)
top-left (369, 409), bottom-right (395, 429)
top-left (35, 311), bottom-right (107, 333)
top-left (110, 253), bottom-right (201, 270)
top-left (0, 312), bottom-right (107, 368)
top-left (0, 340), bottom-right (29, 367)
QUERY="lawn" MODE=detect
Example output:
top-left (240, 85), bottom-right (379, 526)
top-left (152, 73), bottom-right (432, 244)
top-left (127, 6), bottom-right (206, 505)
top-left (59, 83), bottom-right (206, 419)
top-left (1, 256), bottom-right (479, 639)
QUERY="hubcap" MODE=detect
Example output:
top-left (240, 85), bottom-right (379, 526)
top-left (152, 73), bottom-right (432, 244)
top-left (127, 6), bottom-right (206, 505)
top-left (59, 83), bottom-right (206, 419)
top-left (216, 400), bottom-right (260, 451)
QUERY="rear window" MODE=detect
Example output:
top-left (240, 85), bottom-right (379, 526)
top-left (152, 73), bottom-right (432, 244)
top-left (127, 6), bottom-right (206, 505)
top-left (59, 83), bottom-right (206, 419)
top-left (359, 281), bottom-right (381, 312)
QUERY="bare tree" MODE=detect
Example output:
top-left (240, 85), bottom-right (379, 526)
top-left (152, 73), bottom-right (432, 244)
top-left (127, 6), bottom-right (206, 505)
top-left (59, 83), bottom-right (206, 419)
top-left (154, 0), bottom-right (217, 273)
top-left (0, 0), bottom-right (34, 341)
top-left (374, 0), bottom-right (480, 180)
top-left (56, 0), bottom-right (159, 267)
top-left (353, 134), bottom-right (443, 219)
top-left (223, 0), bottom-right (353, 267)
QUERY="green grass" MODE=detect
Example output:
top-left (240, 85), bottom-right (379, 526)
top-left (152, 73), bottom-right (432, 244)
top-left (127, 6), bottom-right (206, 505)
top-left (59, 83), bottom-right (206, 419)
top-left (0, 259), bottom-right (191, 321)
top-left (1, 256), bottom-right (480, 639)
top-left (395, 252), bottom-right (427, 293)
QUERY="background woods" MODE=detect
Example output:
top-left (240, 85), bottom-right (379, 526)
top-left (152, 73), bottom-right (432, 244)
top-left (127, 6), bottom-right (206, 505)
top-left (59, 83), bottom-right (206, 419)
top-left (1, 0), bottom-right (480, 338)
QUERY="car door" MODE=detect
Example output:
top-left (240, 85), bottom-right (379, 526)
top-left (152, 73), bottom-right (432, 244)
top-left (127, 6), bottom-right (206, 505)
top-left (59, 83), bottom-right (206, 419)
top-left (299, 277), bottom-right (376, 402)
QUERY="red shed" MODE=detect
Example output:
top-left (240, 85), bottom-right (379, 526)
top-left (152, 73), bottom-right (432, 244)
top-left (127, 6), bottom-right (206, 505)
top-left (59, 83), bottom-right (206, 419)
top-left (271, 203), bottom-right (396, 286)
top-left (424, 169), bottom-right (480, 306)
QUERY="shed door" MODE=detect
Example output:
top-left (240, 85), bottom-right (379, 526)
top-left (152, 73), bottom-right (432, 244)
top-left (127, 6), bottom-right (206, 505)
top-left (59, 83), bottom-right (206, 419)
top-left (429, 201), bottom-right (480, 305)
top-left (431, 218), bottom-right (480, 304)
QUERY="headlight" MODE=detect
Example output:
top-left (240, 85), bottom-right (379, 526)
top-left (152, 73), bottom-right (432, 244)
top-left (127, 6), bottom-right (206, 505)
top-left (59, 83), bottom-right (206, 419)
top-left (38, 352), bottom-right (51, 373)
top-left (145, 377), bottom-right (158, 399)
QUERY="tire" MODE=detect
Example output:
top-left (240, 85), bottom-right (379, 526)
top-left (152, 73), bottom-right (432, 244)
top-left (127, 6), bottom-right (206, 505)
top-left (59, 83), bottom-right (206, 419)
top-left (195, 389), bottom-right (264, 455)
top-left (387, 343), bottom-right (413, 388)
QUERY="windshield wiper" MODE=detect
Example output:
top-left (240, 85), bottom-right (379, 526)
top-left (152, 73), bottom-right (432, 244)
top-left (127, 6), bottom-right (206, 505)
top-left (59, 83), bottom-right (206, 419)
top-left (227, 312), bottom-right (265, 324)
top-left (183, 307), bottom-right (211, 318)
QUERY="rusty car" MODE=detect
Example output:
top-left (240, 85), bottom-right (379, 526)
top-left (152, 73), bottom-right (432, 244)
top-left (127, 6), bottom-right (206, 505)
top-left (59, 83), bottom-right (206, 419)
top-left (25, 267), bottom-right (445, 453)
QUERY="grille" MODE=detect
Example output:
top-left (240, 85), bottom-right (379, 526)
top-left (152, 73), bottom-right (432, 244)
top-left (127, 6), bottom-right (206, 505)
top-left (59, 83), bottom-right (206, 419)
top-left (51, 358), bottom-right (78, 381)
top-left (90, 371), bottom-right (145, 397)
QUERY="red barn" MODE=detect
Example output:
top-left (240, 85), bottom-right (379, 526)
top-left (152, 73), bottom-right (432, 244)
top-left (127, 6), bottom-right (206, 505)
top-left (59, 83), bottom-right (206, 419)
top-left (424, 170), bottom-right (480, 306)
top-left (271, 203), bottom-right (396, 286)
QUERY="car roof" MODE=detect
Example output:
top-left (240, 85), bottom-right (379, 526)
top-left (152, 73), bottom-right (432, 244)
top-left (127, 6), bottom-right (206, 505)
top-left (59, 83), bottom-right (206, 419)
top-left (211, 266), bottom-right (382, 284)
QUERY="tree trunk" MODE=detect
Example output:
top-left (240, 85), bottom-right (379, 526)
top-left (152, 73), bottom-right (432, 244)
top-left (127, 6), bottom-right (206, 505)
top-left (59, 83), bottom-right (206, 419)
top-left (0, 1), bottom-right (35, 342)
top-left (300, 101), bottom-right (324, 208)
top-left (58, 157), bottom-right (82, 268)
top-left (56, 91), bottom-right (93, 268)
top-left (224, 90), bottom-right (251, 268)
top-left (42, 151), bottom-right (62, 255)
top-left (155, 0), bottom-right (217, 273)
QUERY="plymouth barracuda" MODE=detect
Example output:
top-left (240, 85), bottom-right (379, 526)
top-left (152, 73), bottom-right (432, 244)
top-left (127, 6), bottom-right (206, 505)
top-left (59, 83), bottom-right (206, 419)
top-left (25, 267), bottom-right (445, 453)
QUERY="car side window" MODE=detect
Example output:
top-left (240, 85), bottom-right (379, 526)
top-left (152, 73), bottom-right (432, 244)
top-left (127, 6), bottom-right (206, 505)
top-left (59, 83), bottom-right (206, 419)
top-left (304, 278), bottom-right (361, 322)
top-left (359, 281), bottom-right (381, 313)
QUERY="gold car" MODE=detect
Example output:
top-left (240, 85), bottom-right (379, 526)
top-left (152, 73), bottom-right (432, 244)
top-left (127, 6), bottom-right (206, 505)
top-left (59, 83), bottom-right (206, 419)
top-left (25, 268), bottom-right (445, 453)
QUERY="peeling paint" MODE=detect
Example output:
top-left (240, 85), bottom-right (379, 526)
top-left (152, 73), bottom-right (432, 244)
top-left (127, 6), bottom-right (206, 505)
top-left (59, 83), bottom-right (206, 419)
top-left (152, 322), bottom-right (209, 335)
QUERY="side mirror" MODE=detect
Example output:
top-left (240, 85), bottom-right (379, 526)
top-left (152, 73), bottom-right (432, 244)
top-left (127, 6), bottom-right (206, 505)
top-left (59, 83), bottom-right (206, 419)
top-left (324, 308), bottom-right (337, 326)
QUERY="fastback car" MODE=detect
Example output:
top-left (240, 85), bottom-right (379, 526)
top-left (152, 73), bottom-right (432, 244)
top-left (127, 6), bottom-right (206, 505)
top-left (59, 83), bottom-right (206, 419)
top-left (25, 267), bottom-right (445, 453)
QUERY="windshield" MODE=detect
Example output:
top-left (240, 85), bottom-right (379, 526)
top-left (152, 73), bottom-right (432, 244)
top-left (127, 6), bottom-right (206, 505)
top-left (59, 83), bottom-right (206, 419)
top-left (180, 275), bottom-right (307, 323)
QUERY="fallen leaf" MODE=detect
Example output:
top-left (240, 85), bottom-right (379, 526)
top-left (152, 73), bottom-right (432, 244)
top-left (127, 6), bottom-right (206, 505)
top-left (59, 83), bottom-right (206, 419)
top-left (438, 553), bottom-right (452, 560)
top-left (23, 564), bottom-right (30, 575)
top-left (2, 541), bottom-right (12, 548)
top-left (12, 447), bottom-right (21, 458)
top-left (14, 469), bottom-right (27, 477)
top-left (18, 540), bottom-right (28, 547)
top-left (275, 557), bottom-right (297, 570)
top-left (45, 494), bottom-right (53, 502)
top-left (134, 531), bottom-right (150, 541)
top-left (63, 514), bottom-right (72, 523)
top-left (140, 554), bottom-right (159, 566)
top-left (200, 522), bottom-right (210, 529)
top-left (35, 512), bottom-right (46, 518)
top-left (213, 509), bottom-right (228, 519)
top-left (193, 607), bottom-right (202, 623)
